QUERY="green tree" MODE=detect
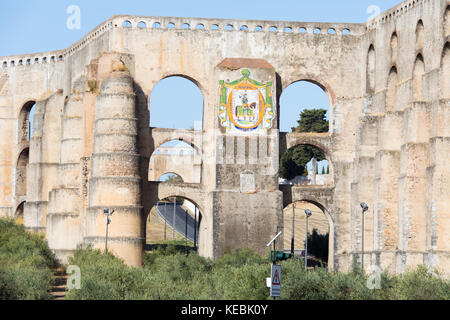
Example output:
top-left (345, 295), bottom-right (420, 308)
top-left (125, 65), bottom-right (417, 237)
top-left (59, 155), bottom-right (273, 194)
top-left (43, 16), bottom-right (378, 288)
top-left (280, 109), bottom-right (329, 180)
top-left (292, 109), bottom-right (329, 133)
top-left (307, 229), bottom-right (329, 264)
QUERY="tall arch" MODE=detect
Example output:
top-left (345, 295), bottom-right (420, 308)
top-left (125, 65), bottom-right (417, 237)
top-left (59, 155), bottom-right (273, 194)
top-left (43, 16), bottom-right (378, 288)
top-left (16, 148), bottom-right (29, 197)
top-left (412, 54), bottom-right (425, 101)
top-left (149, 75), bottom-right (204, 130)
top-left (416, 20), bottom-right (424, 50)
top-left (367, 45), bottom-right (376, 94)
top-left (279, 80), bottom-right (331, 133)
top-left (386, 66), bottom-right (398, 111)
top-left (18, 101), bottom-right (36, 142)
top-left (283, 199), bottom-right (335, 270)
top-left (444, 5), bottom-right (449, 37)
top-left (441, 42), bottom-right (450, 98)
top-left (390, 32), bottom-right (398, 65)
top-left (15, 201), bottom-right (25, 225)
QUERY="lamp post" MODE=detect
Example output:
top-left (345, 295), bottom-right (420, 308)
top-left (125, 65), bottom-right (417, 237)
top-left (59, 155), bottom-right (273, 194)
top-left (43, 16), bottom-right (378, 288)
top-left (360, 202), bottom-right (369, 273)
top-left (291, 203), bottom-right (296, 255)
top-left (305, 209), bottom-right (312, 271)
top-left (173, 197), bottom-right (176, 240)
top-left (104, 208), bottom-right (115, 255)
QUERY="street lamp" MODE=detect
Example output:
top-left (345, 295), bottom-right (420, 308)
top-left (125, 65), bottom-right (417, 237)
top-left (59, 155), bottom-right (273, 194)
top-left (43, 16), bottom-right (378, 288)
top-left (104, 208), bottom-right (115, 255)
top-left (290, 203), bottom-right (296, 255)
top-left (304, 209), bottom-right (312, 271)
top-left (360, 202), bottom-right (369, 273)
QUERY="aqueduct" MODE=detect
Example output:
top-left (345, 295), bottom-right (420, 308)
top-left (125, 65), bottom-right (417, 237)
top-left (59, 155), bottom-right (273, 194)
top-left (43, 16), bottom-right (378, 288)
top-left (0, 0), bottom-right (449, 274)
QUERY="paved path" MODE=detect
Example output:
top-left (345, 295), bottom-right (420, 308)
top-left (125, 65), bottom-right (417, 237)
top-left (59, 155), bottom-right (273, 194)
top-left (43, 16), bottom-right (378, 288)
top-left (156, 203), bottom-right (198, 242)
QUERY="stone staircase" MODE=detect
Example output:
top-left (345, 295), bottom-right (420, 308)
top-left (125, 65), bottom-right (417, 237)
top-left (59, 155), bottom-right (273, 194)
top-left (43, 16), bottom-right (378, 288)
top-left (50, 268), bottom-right (68, 300)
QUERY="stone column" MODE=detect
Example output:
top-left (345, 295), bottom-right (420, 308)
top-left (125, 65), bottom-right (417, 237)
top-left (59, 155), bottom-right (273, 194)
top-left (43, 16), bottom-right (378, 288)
top-left (85, 61), bottom-right (143, 267)
top-left (374, 111), bottom-right (403, 273)
top-left (47, 83), bottom-right (85, 263)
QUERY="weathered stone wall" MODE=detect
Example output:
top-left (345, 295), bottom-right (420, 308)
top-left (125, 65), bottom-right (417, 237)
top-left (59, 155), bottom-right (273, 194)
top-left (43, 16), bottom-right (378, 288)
top-left (0, 0), bottom-right (448, 273)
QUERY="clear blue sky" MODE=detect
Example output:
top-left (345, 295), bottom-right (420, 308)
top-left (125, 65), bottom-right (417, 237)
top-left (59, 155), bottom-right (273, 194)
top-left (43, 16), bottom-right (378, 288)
top-left (1, 0), bottom-right (401, 132)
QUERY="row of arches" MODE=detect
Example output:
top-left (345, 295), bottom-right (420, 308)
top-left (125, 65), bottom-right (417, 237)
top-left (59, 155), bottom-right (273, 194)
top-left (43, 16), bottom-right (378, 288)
top-left (366, 16), bottom-right (450, 103)
top-left (121, 19), bottom-right (352, 35)
top-left (2, 55), bottom-right (63, 68)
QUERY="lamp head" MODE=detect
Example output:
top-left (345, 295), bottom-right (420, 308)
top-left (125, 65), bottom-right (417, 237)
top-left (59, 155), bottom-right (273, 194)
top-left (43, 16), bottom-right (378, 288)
top-left (360, 202), bottom-right (369, 212)
top-left (305, 209), bottom-right (312, 217)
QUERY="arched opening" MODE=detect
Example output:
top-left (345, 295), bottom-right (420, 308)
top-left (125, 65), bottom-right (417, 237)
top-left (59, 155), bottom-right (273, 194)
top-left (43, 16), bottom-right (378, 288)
top-left (146, 195), bottom-right (202, 253)
top-left (148, 140), bottom-right (200, 183)
top-left (441, 42), bottom-right (450, 98)
top-left (390, 32), bottom-right (398, 65)
top-left (158, 172), bottom-right (184, 183)
top-left (279, 80), bottom-right (330, 133)
top-left (18, 101), bottom-right (36, 142)
top-left (412, 54), bottom-right (425, 101)
top-left (123, 21), bottom-right (132, 28)
top-left (137, 21), bottom-right (147, 28)
top-left (16, 148), bottom-right (29, 197)
top-left (367, 44), bottom-right (376, 94)
top-left (149, 76), bottom-right (203, 130)
top-left (15, 202), bottom-right (25, 225)
top-left (386, 66), bottom-right (398, 111)
top-left (445, 5), bottom-right (450, 37)
top-left (416, 20), bottom-right (424, 50)
top-left (279, 144), bottom-right (331, 186)
top-left (342, 28), bottom-right (351, 35)
top-left (283, 201), bottom-right (332, 268)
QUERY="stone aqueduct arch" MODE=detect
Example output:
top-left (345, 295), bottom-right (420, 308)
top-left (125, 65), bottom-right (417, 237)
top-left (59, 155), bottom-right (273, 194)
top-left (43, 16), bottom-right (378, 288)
top-left (0, 0), bottom-right (449, 274)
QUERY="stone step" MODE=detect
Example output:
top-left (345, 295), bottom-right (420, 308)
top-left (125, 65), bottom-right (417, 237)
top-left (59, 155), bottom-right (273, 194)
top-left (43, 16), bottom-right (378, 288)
top-left (50, 268), bottom-right (68, 300)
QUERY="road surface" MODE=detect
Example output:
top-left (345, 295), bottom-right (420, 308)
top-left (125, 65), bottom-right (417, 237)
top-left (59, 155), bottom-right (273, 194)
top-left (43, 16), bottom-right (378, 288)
top-left (156, 203), bottom-right (199, 242)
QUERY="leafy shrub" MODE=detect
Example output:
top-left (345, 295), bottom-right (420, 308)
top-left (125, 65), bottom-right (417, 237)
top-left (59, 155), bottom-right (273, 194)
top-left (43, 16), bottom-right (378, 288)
top-left (65, 243), bottom-right (450, 301)
top-left (0, 218), bottom-right (57, 300)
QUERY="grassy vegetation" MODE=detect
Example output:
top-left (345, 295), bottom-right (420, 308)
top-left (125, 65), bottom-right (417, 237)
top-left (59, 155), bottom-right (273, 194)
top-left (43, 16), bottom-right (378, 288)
top-left (0, 218), bottom-right (447, 301)
top-left (0, 218), bottom-right (57, 300)
top-left (65, 242), bottom-right (450, 300)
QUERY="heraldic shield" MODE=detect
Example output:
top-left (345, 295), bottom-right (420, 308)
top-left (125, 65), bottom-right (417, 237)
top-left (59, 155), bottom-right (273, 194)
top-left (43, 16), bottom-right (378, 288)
top-left (218, 69), bottom-right (275, 133)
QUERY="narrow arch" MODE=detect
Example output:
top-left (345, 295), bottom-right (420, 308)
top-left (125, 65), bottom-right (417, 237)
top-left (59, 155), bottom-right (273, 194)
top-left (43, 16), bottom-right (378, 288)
top-left (15, 201), bottom-right (25, 225)
top-left (441, 42), bottom-right (450, 98)
top-left (386, 66), bottom-right (398, 111)
top-left (367, 44), bottom-right (376, 94)
top-left (16, 148), bottom-right (29, 197)
top-left (445, 5), bottom-right (450, 37)
top-left (18, 101), bottom-right (36, 142)
top-left (412, 54), bottom-right (425, 101)
top-left (390, 32), bottom-right (398, 64)
top-left (416, 20), bottom-right (424, 50)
